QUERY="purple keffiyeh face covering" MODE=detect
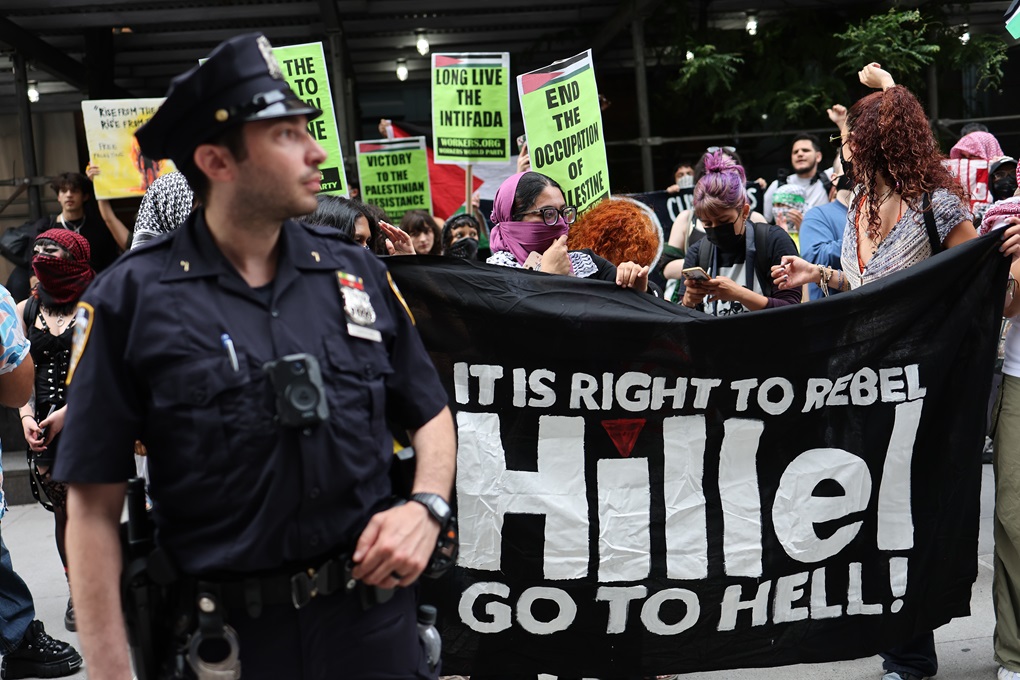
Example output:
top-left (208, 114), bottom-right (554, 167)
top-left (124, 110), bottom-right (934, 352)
top-left (489, 172), bottom-right (569, 264)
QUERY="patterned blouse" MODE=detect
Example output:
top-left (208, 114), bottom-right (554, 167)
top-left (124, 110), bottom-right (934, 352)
top-left (841, 187), bottom-right (971, 289)
top-left (487, 250), bottom-right (600, 278)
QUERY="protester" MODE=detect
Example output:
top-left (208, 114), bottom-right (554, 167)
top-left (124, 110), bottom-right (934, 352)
top-left (762, 133), bottom-right (831, 224)
top-left (664, 147), bottom-right (766, 258)
top-left (665, 161), bottom-right (695, 194)
top-left (304, 194), bottom-right (376, 248)
top-left (16, 229), bottom-right (95, 634)
top-left (358, 202), bottom-right (393, 254)
top-left (400, 209), bottom-right (443, 255)
top-left (772, 62), bottom-right (1020, 678)
top-left (974, 178), bottom-right (1020, 680)
top-left (0, 282), bottom-right (83, 679)
top-left (950, 130), bottom-right (1005, 161)
top-left (664, 150), bottom-right (799, 314)
top-left (57, 32), bottom-right (456, 680)
top-left (567, 195), bottom-right (663, 270)
top-left (129, 170), bottom-right (195, 249)
top-left (991, 157), bottom-right (1020, 205)
top-left (441, 213), bottom-right (482, 259)
top-left (771, 182), bottom-right (807, 245)
top-left (4, 172), bottom-right (120, 301)
top-left (800, 154), bottom-right (851, 300)
top-left (487, 171), bottom-right (650, 292)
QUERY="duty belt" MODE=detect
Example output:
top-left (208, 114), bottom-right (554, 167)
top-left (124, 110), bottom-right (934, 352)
top-left (207, 554), bottom-right (394, 618)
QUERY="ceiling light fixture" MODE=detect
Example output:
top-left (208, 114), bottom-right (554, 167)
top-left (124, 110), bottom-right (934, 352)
top-left (396, 58), bottom-right (409, 81)
top-left (685, 50), bottom-right (694, 61)
top-left (960, 24), bottom-right (971, 44)
top-left (746, 12), bottom-right (758, 36)
top-left (415, 29), bottom-right (430, 56)
top-left (27, 81), bottom-right (39, 103)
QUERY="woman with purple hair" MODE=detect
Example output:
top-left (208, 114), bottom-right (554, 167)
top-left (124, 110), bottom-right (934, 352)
top-left (669, 150), bottom-right (800, 315)
top-left (487, 171), bottom-right (650, 291)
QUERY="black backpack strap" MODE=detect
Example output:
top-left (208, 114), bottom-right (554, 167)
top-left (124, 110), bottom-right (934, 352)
top-left (698, 233), bottom-right (713, 274)
top-left (922, 192), bottom-right (943, 254)
top-left (751, 222), bottom-right (774, 297)
top-left (22, 295), bottom-right (38, 329)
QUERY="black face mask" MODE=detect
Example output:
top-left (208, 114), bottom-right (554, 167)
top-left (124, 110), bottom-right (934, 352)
top-left (992, 177), bottom-right (1018, 202)
top-left (446, 237), bottom-right (479, 260)
top-left (704, 221), bottom-right (743, 250)
top-left (835, 174), bottom-right (854, 192)
top-left (839, 145), bottom-right (855, 185)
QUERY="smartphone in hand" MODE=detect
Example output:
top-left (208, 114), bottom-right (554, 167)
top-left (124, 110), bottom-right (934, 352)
top-left (681, 266), bottom-right (711, 282)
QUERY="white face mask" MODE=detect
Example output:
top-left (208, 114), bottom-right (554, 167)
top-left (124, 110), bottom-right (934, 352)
top-left (677, 175), bottom-right (694, 189)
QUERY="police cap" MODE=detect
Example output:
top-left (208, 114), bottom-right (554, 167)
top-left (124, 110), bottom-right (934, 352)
top-left (136, 33), bottom-right (321, 168)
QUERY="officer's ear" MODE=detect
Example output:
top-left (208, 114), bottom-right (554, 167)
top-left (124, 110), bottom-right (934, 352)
top-left (192, 143), bottom-right (238, 185)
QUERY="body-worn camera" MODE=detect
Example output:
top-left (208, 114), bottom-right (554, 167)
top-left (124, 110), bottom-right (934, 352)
top-left (263, 353), bottom-right (329, 427)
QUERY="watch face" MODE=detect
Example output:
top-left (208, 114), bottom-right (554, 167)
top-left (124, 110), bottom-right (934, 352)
top-left (415, 493), bottom-right (450, 523)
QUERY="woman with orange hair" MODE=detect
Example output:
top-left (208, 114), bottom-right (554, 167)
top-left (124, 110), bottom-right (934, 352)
top-left (566, 196), bottom-right (663, 269)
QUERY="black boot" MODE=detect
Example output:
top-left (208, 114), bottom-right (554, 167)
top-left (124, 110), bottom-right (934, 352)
top-left (1, 620), bottom-right (83, 679)
top-left (63, 597), bottom-right (75, 633)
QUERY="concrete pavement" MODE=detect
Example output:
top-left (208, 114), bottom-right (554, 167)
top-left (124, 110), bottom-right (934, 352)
top-left (0, 463), bottom-right (1001, 679)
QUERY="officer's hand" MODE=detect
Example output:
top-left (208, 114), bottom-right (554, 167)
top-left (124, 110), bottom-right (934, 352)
top-left (352, 502), bottom-right (440, 588)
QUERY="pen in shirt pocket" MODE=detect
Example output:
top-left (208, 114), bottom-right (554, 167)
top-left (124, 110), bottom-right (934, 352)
top-left (221, 333), bottom-right (239, 372)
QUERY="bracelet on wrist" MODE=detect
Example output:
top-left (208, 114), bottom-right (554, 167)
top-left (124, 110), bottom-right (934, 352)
top-left (20, 414), bottom-right (33, 421)
top-left (816, 265), bottom-right (831, 298)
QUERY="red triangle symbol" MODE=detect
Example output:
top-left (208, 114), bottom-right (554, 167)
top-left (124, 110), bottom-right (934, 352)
top-left (601, 419), bottom-right (646, 458)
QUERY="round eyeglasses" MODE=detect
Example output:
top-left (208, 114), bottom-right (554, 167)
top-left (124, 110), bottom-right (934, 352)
top-left (520, 206), bottom-right (578, 226)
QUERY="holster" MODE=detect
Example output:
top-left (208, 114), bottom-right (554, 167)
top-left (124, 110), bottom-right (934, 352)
top-left (120, 477), bottom-right (184, 680)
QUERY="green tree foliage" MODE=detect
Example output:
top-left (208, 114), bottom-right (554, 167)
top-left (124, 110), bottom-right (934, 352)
top-left (658, 4), bottom-right (1010, 135)
top-left (950, 33), bottom-right (1009, 92)
top-left (834, 9), bottom-right (940, 91)
top-left (672, 45), bottom-right (743, 97)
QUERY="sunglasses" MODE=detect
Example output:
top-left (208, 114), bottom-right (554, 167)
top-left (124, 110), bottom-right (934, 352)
top-left (707, 146), bottom-right (736, 154)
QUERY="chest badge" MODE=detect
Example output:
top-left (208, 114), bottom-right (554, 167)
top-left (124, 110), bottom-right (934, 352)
top-left (337, 271), bottom-right (382, 342)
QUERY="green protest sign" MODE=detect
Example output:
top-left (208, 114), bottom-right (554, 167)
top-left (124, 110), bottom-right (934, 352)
top-left (204, 43), bottom-right (349, 195)
top-left (517, 50), bottom-right (609, 212)
top-left (355, 137), bottom-right (432, 221)
top-left (273, 43), bottom-right (348, 196)
top-left (431, 53), bottom-right (510, 163)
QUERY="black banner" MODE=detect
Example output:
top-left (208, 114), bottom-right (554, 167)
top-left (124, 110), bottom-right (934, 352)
top-left (389, 233), bottom-right (1006, 676)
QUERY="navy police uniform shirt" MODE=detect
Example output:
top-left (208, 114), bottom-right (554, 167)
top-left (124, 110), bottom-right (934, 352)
top-left (55, 212), bottom-right (448, 575)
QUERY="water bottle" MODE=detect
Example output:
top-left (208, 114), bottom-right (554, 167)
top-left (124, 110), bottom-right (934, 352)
top-left (417, 605), bottom-right (441, 672)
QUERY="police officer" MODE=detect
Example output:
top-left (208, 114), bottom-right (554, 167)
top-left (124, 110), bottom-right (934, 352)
top-left (56, 33), bottom-right (455, 679)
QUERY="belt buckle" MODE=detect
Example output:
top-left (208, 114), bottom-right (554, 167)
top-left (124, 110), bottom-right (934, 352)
top-left (290, 568), bottom-right (318, 609)
top-left (290, 559), bottom-right (341, 609)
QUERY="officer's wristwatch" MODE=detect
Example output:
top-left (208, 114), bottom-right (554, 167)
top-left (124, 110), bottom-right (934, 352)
top-left (410, 493), bottom-right (452, 529)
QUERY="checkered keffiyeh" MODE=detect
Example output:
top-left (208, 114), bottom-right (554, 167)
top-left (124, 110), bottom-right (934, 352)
top-left (131, 171), bottom-right (194, 249)
top-left (32, 228), bottom-right (95, 305)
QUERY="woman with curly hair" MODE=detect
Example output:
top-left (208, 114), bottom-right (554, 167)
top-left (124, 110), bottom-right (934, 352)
top-left (773, 63), bottom-right (1017, 296)
top-left (773, 63), bottom-right (1020, 680)
top-left (566, 196), bottom-right (663, 269)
